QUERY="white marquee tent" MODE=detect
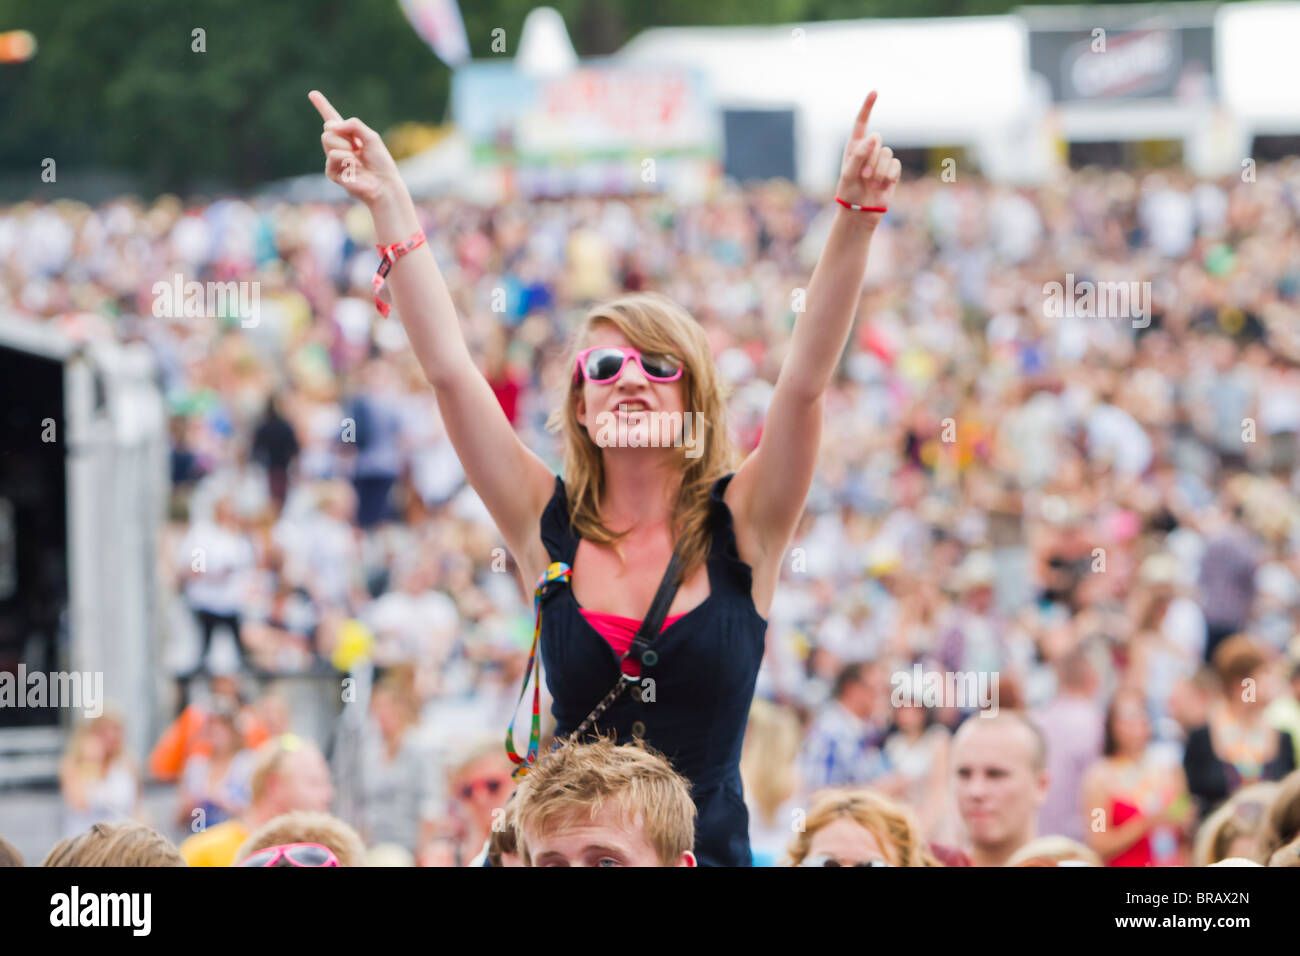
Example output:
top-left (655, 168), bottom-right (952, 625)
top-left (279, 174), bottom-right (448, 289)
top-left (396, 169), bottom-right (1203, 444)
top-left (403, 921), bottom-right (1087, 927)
top-left (614, 17), bottom-right (1049, 185)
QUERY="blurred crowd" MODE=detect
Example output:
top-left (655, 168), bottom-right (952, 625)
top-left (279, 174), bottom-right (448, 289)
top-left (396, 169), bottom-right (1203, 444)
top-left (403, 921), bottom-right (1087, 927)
top-left (3, 155), bottom-right (1300, 865)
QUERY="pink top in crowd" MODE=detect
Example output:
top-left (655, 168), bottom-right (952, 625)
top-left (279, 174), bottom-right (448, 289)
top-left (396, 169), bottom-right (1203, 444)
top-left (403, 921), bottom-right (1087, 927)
top-left (579, 609), bottom-right (686, 677)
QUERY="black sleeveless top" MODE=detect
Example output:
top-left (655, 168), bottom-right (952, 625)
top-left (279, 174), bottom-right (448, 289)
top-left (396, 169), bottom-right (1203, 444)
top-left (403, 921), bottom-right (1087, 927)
top-left (538, 471), bottom-right (769, 867)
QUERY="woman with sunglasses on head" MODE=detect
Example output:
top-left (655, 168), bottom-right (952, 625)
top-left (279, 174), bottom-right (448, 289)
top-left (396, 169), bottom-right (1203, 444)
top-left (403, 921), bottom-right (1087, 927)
top-left (310, 89), bottom-right (901, 866)
top-left (439, 738), bottom-right (515, 867)
top-left (235, 810), bottom-right (366, 866)
top-left (784, 788), bottom-right (942, 867)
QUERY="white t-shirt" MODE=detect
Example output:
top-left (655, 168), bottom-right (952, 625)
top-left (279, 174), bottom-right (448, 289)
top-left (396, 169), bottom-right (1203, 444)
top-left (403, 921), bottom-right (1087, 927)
top-left (1162, 596), bottom-right (1208, 662)
top-left (363, 590), bottom-right (460, 664)
top-left (1259, 373), bottom-right (1300, 435)
top-left (1086, 403), bottom-right (1153, 477)
top-left (63, 760), bottom-right (136, 838)
top-left (170, 215), bottom-right (212, 267)
top-left (1140, 187), bottom-right (1195, 258)
top-left (178, 523), bottom-right (256, 615)
top-left (272, 512), bottom-right (358, 608)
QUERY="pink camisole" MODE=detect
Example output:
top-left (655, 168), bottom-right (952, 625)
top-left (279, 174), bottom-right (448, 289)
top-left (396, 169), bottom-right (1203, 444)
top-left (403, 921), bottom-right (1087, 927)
top-left (578, 609), bottom-right (686, 677)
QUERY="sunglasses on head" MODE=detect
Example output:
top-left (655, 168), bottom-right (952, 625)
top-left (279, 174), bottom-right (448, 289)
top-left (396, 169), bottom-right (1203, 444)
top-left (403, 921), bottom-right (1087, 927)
top-left (573, 346), bottom-right (683, 385)
top-left (460, 777), bottom-right (506, 800)
top-left (236, 842), bottom-right (339, 867)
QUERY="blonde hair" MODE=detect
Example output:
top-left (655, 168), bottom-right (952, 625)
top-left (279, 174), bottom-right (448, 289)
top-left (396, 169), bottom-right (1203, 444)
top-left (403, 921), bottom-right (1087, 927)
top-left (43, 822), bottom-right (186, 867)
top-left (740, 699), bottom-right (802, 827)
top-left (512, 736), bottom-right (696, 866)
top-left (62, 721), bottom-right (104, 773)
top-left (546, 292), bottom-right (739, 589)
top-left (60, 713), bottom-right (134, 804)
top-left (1006, 835), bottom-right (1102, 867)
top-left (249, 734), bottom-right (320, 805)
top-left (92, 708), bottom-right (128, 762)
top-left (234, 811), bottom-right (365, 867)
top-left (1193, 782), bottom-right (1278, 865)
top-left (447, 734), bottom-right (510, 785)
top-left (784, 788), bottom-right (942, 867)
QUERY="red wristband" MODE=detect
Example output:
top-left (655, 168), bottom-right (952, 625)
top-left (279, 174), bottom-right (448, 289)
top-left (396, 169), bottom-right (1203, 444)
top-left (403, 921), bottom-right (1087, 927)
top-left (835, 196), bottom-right (887, 214)
top-left (373, 229), bottom-right (427, 317)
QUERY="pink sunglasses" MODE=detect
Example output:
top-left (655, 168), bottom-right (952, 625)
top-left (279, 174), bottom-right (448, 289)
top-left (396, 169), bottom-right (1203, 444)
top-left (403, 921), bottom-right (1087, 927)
top-left (236, 842), bottom-right (340, 867)
top-left (573, 346), bottom-right (683, 385)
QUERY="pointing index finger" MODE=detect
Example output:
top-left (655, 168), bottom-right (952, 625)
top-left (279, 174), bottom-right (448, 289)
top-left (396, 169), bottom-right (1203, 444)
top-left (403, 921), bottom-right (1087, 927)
top-left (851, 90), bottom-right (878, 142)
top-left (309, 90), bottom-right (343, 124)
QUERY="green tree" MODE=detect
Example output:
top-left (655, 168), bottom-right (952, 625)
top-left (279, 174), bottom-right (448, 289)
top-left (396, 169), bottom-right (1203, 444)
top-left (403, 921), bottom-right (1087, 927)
top-left (0, 0), bottom-right (456, 192)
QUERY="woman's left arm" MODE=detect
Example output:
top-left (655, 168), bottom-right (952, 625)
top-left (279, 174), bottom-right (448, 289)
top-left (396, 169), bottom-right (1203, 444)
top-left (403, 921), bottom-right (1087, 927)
top-left (731, 92), bottom-right (900, 554)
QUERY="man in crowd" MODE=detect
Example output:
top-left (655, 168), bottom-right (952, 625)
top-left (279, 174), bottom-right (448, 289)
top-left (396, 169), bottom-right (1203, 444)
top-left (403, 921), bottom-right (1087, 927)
top-left (1198, 504), bottom-right (1260, 663)
top-left (251, 393), bottom-right (300, 513)
top-left (511, 737), bottom-right (697, 867)
top-left (952, 711), bottom-right (1050, 866)
top-left (798, 661), bottom-right (897, 793)
top-left (1032, 648), bottom-right (1103, 842)
top-left (179, 733), bottom-right (334, 866)
top-left (341, 360), bottom-right (406, 532)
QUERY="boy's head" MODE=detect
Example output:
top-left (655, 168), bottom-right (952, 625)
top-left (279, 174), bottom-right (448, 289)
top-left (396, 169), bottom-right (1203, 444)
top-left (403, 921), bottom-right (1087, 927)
top-left (235, 810), bottom-right (366, 867)
top-left (42, 822), bottom-right (186, 867)
top-left (512, 737), bottom-right (697, 867)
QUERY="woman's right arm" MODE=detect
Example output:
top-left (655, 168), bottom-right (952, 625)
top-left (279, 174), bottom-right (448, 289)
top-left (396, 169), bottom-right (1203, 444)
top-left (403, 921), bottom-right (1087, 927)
top-left (310, 91), bottom-right (554, 574)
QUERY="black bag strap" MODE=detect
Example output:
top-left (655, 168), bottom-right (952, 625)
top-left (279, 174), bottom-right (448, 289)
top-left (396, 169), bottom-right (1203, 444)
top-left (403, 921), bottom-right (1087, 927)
top-left (566, 548), bottom-right (684, 743)
top-left (624, 550), bottom-right (684, 668)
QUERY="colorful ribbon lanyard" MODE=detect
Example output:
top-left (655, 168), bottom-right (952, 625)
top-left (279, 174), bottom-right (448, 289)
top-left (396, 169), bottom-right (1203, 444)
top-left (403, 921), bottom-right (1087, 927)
top-left (505, 561), bottom-right (572, 779)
